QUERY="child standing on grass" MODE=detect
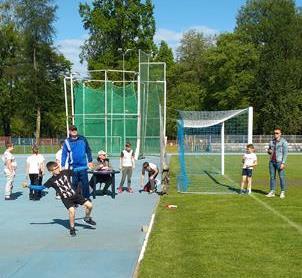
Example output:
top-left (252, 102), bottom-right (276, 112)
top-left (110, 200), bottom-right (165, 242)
top-left (240, 144), bottom-right (257, 195)
top-left (2, 143), bottom-right (17, 200)
top-left (118, 143), bottom-right (135, 193)
top-left (31, 161), bottom-right (96, 237)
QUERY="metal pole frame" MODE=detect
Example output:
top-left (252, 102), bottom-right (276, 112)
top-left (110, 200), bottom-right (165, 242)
top-left (221, 122), bottom-right (225, 175)
top-left (248, 106), bottom-right (253, 144)
top-left (104, 70), bottom-right (108, 153)
top-left (70, 73), bottom-right (75, 125)
top-left (63, 77), bottom-right (69, 136)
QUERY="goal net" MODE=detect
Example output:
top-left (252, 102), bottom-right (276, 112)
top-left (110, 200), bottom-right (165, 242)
top-left (177, 107), bottom-right (253, 194)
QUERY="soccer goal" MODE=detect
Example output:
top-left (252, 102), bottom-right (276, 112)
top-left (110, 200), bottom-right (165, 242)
top-left (63, 50), bottom-right (166, 158)
top-left (177, 107), bottom-right (253, 194)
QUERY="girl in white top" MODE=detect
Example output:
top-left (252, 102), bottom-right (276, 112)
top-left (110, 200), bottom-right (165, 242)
top-left (240, 144), bottom-right (257, 194)
top-left (2, 143), bottom-right (17, 200)
top-left (118, 143), bottom-right (135, 193)
top-left (26, 146), bottom-right (45, 200)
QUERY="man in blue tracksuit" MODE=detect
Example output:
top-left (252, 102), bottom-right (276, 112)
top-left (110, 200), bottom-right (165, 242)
top-left (61, 125), bottom-right (93, 199)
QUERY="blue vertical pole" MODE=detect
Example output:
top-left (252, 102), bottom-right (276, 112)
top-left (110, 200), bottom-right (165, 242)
top-left (177, 119), bottom-right (188, 192)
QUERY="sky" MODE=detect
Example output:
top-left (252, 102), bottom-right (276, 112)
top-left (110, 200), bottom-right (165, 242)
top-left (54, 0), bottom-right (302, 74)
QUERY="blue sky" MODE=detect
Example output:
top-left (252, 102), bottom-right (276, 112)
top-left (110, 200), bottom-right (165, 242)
top-left (54, 0), bottom-right (302, 74)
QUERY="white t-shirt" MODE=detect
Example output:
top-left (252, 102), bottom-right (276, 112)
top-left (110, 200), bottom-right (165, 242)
top-left (2, 150), bottom-right (17, 171)
top-left (142, 162), bottom-right (158, 175)
top-left (242, 153), bottom-right (257, 169)
top-left (121, 149), bottom-right (134, 167)
top-left (27, 154), bottom-right (45, 174)
top-left (56, 149), bottom-right (69, 169)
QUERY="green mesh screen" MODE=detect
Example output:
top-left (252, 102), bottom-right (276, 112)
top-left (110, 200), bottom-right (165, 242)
top-left (73, 51), bottom-right (165, 157)
top-left (74, 82), bottom-right (138, 154)
top-left (139, 50), bottom-right (165, 157)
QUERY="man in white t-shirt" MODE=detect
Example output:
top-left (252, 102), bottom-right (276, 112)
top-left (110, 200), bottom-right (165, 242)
top-left (118, 143), bottom-right (135, 193)
top-left (240, 144), bottom-right (257, 194)
top-left (2, 142), bottom-right (17, 200)
top-left (26, 146), bottom-right (45, 200)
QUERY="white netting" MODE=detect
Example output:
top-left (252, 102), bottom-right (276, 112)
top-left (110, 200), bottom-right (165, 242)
top-left (177, 108), bottom-right (253, 193)
top-left (179, 109), bottom-right (248, 128)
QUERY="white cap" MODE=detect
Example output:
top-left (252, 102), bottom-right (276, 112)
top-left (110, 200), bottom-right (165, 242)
top-left (98, 150), bottom-right (106, 156)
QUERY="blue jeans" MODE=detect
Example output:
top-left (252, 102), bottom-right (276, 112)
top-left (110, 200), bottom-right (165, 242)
top-left (72, 169), bottom-right (90, 199)
top-left (269, 161), bottom-right (286, 192)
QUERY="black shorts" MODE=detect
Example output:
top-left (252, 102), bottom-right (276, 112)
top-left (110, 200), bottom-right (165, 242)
top-left (242, 168), bottom-right (253, 177)
top-left (61, 194), bottom-right (88, 209)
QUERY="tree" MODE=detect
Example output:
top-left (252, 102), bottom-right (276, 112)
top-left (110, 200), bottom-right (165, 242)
top-left (165, 30), bottom-right (213, 138)
top-left (236, 0), bottom-right (302, 134)
top-left (15, 0), bottom-right (59, 142)
top-left (79, 0), bottom-right (156, 73)
top-left (0, 1), bottom-right (22, 136)
top-left (155, 40), bottom-right (174, 69)
top-left (202, 33), bottom-right (259, 110)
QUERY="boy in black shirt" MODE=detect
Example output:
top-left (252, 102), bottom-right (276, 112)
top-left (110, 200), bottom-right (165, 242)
top-left (39, 161), bottom-right (96, 236)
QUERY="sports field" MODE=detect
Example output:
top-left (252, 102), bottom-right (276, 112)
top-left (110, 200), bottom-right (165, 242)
top-left (138, 154), bottom-right (302, 278)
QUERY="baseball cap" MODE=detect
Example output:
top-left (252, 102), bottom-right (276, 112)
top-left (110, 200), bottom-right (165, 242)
top-left (69, 125), bottom-right (77, 131)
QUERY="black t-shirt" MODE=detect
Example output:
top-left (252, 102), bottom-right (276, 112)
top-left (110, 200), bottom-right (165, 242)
top-left (44, 169), bottom-right (75, 199)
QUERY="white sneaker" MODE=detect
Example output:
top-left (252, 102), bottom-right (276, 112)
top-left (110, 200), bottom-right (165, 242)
top-left (247, 190), bottom-right (252, 195)
top-left (280, 191), bottom-right (285, 199)
top-left (266, 191), bottom-right (275, 197)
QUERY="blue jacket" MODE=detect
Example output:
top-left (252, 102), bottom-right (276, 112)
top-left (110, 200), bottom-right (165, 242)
top-left (61, 136), bottom-right (93, 169)
top-left (268, 137), bottom-right (288, 164)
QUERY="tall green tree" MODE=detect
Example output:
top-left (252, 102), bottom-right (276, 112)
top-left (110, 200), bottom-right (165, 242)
top-left (155, 40), bottom-right (174, 69)
top-left (79, 0), bottom-right (156, 73)
top-left (165, 30), bottom-right (214, 137)
top-left (236, 0), bottom-right (302, 134)
top-left (202, 33), bottom-right (259, 110)
top-left (0, 0), bottom-right (22, 136)
top-left (15, 0), bottom-right (68, 141)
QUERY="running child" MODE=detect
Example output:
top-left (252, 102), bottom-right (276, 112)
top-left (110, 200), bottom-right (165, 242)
top-left (240, 144), bottom-right (257, 195)
top-left (118, 143), bottom-right (135, 193)
top-left (31, 161), bottom-right (96, 236)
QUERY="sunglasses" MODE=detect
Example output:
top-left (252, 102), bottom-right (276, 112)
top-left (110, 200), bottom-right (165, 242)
top-left (274, 132), bottom-right (280, 134)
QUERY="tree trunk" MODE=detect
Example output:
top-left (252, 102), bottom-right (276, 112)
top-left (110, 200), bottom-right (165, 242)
top-left (1, 113), bottom-right (11, 136)
top-left (35, 107), bottom-right (41, 145)
top-left (3, 116), bottom-right (11, 136)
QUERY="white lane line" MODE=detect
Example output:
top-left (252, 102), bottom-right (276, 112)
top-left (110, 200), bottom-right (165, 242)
top-left (224, 174), bottom-right (302, 235)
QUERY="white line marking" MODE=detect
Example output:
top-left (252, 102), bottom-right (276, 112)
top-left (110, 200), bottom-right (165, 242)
top-left (224, 174), bottom-right (302, 235)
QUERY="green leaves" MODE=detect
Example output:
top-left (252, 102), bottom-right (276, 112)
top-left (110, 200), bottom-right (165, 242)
top-left (79, 0), bottom-right (156, 73)
top-left (0, 0), bottom-right (71, 137)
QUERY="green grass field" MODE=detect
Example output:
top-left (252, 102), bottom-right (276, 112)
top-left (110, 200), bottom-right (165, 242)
top-left (138, 154), bottom-right (302, 278)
